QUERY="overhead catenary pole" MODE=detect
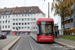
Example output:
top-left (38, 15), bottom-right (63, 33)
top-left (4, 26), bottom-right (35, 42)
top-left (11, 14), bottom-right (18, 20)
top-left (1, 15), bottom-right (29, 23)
top-left (48, 2), bottom-right (50, 18)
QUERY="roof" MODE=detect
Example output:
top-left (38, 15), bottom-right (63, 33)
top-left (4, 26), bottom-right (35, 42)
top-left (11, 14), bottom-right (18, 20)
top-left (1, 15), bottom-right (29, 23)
top-left (37, 18), bottom-right (54, 21)
top-left (0, 6), bottom-right (45, 15)
top-left (37, 18), bottom-right (54, 24)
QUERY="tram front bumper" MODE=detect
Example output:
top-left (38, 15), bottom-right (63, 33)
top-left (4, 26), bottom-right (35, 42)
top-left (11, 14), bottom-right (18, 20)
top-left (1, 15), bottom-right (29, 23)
top-left (37, 38), bottom-right (54, 42)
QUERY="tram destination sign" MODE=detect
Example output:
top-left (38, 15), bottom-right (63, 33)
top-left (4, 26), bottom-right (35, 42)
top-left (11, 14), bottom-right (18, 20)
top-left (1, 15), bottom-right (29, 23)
top-left (40, 21), bottom-right (52, 24)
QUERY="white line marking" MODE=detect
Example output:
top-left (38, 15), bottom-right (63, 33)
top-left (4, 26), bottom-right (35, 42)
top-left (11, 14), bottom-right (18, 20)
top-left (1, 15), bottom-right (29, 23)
top-left (15, 38), bottom-right (21, 50)
top-left (28, 39), bottom-right (34, 50)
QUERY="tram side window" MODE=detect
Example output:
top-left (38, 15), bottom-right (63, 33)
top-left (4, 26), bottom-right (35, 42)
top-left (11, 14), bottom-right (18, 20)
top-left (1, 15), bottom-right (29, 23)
top-left (52, 25), bottom-right (54, 35)
top-left (37, 25), bottom-right (39, 34)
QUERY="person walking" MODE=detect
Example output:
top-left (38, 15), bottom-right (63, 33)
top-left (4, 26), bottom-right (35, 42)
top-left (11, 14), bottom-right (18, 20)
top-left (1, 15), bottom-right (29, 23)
top-left (57, 30), bottom-right (59, 39)
top-left (55, 31), bottom-right (57, 38)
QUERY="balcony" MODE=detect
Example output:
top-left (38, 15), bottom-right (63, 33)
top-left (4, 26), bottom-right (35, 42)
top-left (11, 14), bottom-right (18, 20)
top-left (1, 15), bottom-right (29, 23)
top-left (62, 23), bottom-right (73, 29)
top-left (64, 16), bottom-right (73, 21)
top-left (65, 23), bottom-right (73, 29)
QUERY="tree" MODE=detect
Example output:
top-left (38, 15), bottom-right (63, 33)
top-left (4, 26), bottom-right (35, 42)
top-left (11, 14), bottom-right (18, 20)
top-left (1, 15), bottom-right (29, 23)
top-left (51, 0), bottom-right (75, 35)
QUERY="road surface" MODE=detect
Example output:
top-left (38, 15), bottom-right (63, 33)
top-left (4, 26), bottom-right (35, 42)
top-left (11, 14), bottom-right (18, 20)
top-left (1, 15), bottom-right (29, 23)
top-left (11, 35), bottom-right (69, 50)
top-left (0, 36), bottom-right (19, 50)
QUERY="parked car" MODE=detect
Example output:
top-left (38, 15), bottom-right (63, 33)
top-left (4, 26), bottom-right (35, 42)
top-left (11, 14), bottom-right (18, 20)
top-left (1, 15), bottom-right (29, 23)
top-left (0, 33), bottom-right (7, 39)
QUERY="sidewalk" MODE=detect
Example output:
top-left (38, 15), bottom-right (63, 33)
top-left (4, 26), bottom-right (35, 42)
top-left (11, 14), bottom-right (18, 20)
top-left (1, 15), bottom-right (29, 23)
top-left (55, 38), bottom-right (75, 49)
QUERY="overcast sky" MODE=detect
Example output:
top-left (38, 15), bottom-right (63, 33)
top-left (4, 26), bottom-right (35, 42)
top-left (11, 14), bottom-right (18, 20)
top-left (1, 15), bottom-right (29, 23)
top-left (0, 0), bottom-right (59, 24)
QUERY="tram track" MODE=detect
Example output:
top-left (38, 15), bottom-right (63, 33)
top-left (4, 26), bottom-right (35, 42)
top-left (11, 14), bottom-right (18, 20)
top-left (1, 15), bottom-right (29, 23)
top-left (11, 35), bottom-right (69, 50)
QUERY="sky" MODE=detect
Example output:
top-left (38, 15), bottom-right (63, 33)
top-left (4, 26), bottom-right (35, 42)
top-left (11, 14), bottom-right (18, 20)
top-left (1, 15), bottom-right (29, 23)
top-left (0, 0), bottom-right (61, 29)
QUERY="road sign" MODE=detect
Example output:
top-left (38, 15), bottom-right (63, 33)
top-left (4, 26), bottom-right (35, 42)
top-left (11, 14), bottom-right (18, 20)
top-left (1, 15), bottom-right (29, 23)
top-left (18, 26), bottom-right (20, 29)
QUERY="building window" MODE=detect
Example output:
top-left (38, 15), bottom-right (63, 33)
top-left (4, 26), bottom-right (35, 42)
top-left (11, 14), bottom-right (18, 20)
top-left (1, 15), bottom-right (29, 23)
top-left (24, 10), bottom-right (26, 12)
top-left (16, 23), bottom-right (18, 25)
top-left (13, 27), bottom-right (15, 29)
top-left (19, 14), bottom-right (21, 16)
top-left (3, 26), bottom-right (4, 28)
top-left (25, 23), bottom-right (26, 25)
top-left (22, 27), bottom-right (23, 29)
top-left (13, 19), bottom-right (15, 21)
top-left (28, 18), bottom-right (29, 21)
top-left (5, 26), bottom-right (7, 28)
top-left (16, 19), bottom-right (18, 21)
top-left (16, 14), bottom-right (18, 17)
top-left (28, 14), bottom-right (29, 16)
top-left (0, 16), bottom-right (1, 18)
top-left (0, 21), bottom-right (1, 23)
top-left (28, 23), bottom-right (29, 25)
top-left (22, 23), bottom-right (24, 25)
top-left (3, 21), bottom-right (4, 23)
top-left (70, 19), bottom-right (73, 23)
top-left (22, 14), bottom-right (24, 17)
top-left (15, 11), bottom-right (19, 12)
top-left (22, 19), bottom-right (24, 21)
top-left (13, 23), bottom-right (15, 25)
top-left (25, 27), bottom-right (26, 29)
top-left (8, 26), bottom-right (10, 28)
top-left (28, 27), bottom-right (29, 29)
top-left (6, 16), bottom-right (7, 18)
top-left (25, 18), bottom-right (26, 21)
top-left (29, 10), bottom-right (31, 12)
top-left (5, 19), bottom-right (7, 23)
top-left (34, 18), bottom-right (36, 20)
top-left (19, 23), bottom-right (21, 25)
top-left (8, 16), bottom-right (10, 18)
top-left (5, 11), bottom-right (11, 14)
top-left (8, 21), bottom-right (10, 23)
top-left (3, 16), bottom-right (4, 19)
top-left (19, 18), bottom-right (21, 21)
top-left (25, 14), bottom-right (27, 16)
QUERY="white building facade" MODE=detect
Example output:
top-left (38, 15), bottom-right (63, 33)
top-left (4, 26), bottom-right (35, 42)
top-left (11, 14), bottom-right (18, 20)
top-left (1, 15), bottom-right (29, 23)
top-left (0, 6), bottom-right (45, 34)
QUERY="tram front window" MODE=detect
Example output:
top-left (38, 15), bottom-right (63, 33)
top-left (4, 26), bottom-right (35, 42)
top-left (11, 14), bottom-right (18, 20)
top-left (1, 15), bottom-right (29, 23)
top-left (40, 25), bottom-right (52, 35)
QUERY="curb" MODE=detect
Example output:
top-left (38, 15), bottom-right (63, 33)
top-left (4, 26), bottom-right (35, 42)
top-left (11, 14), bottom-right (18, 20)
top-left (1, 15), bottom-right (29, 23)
top-left (2, 36), bottom-right (21, 50)
top-left (55, 40), bottom-right (75, 50)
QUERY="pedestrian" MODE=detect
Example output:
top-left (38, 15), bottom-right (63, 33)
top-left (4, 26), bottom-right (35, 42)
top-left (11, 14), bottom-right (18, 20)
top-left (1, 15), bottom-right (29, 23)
top-left (55, 31), bottom-right (57, 38)
top-left (15, 32), bottom-right (17, 35)
top-left (57, 30), bottom-right (59, 39)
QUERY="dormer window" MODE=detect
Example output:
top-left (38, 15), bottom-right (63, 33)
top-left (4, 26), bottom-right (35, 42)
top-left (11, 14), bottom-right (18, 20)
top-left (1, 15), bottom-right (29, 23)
top-left (5, 11), bottom-right (11, 14)
top-left (15, 11), bottom-right (19, 12)
top-left (0, 12), bottom-right (4, 14)
top-left (24, 10), bottom-right (26, 12)
top-left (29, 10), bottom-right (31, 12)
top-left (31, 8), bottom-right (33, 10)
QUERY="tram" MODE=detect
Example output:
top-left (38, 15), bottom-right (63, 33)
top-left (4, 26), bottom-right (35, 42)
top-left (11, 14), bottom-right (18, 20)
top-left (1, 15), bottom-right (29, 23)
top-left (30, 18), bottom-right (54, 42)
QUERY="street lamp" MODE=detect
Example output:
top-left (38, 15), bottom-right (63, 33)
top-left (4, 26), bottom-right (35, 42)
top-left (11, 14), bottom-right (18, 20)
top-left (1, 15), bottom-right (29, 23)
top-left (42, 0), bottom-right (50, 18)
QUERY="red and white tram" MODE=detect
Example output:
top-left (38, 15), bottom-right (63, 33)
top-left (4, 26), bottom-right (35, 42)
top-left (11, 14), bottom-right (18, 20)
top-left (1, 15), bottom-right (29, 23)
top-left (30, 18), bottom-right (54, 42)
